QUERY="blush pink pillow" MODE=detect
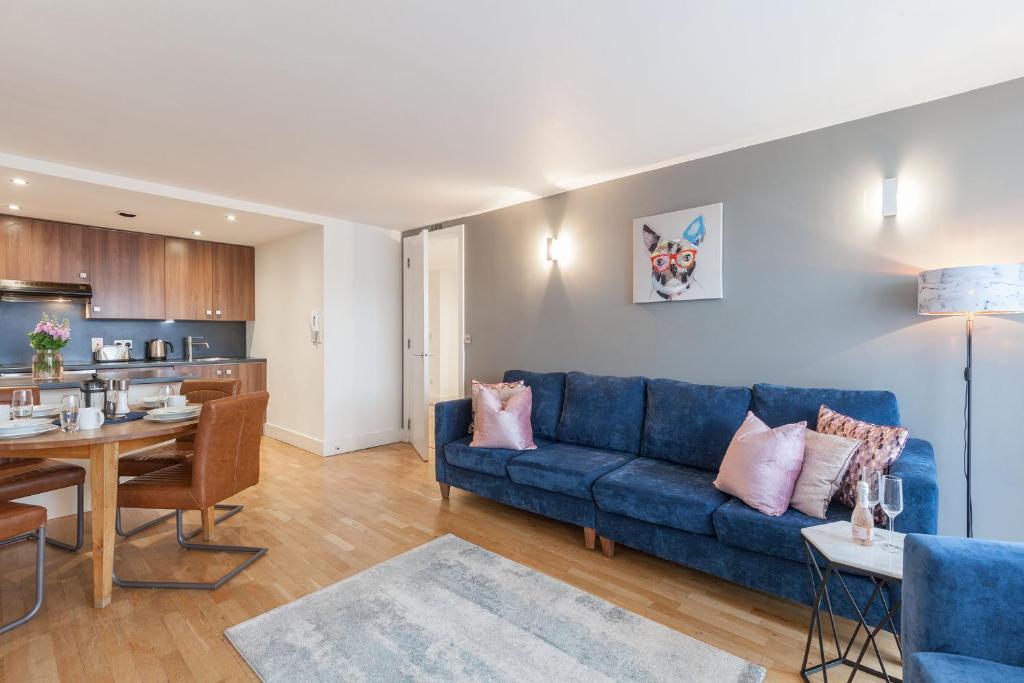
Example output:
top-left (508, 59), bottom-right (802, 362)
top-left (714, 411), bottom-right (807, 516)
top-left (470, 384), bottom-right (537, 450)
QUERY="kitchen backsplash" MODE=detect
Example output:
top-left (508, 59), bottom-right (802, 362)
top-left (0, 301), bottom-right (246, 365)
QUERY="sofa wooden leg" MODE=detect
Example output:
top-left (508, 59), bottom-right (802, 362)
top-left (439, 482), bottom-right (450, 499)
top-left (583, 527), bottom-right (596, 550)
top-left (599, 537), bottom-right (615, 559)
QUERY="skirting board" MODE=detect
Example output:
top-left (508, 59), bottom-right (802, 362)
top-left (324, 428), bottom-right (406, 456)
top-left (263, 423), bottom-right (326, 456)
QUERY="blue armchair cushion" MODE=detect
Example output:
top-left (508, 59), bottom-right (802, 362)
top-left (593, 458), bottom-right (729, 536)
top-left (503, 370), bottom-right (565, 440)
top-left (904, 534), bottom-right (1024, 670)
top-left (712, 498), bottom-right (852, 563)
top-left (443, 436), bottom-right (555, 479)
top-left (752, 383), bottom-right (900, 429)
top-left (909, 653), bottom-right (1024, 683)
top-left (506, 442), bottom-right (634, 500)
top-left (555, 371), bottom-right (646, 453)
top-left (641, 379), bottom-right (751, 471)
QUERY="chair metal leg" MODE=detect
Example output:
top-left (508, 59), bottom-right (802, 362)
top-left (182, 503), bottom-right (244, 540)
top-left (113, 510), bottom-right (267, 590)
top-left (44, 484), bottom-right (84, 552)
top-left (0, 526), bottom-right (46, 635)
top-left (118, 502), bottom-right (243, 539)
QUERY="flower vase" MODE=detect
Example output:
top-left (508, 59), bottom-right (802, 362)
top-left (31, 349), bottom-right (64, 381)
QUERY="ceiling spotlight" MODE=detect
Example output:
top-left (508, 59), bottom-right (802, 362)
top-left (11, 178), bottom-right (28, 186)
top-left (192, 230), bottom-right (202, 236)
top-left (7, 204), bottom-right (21, 211)
top-left (116, 211), bottom-right (137, 218)
top-left (226, 214), bottom-right (237, 221)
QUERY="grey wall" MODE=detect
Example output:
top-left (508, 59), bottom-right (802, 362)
top-left (442, 77), bottom-right (1024, 542)
top-left (0, 301), bottom-right (246, 365)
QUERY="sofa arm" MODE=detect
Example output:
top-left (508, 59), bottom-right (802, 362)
top-left (889, 438), bottom-right (938, 535)
top-left (434, 398), bottom-right (472, 483)
top-left (904, 534), bottom-right (1024, 671)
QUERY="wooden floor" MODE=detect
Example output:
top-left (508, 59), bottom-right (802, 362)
top-left (0, 437), bottom-right (900, 682)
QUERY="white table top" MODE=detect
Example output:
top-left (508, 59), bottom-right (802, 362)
top-left (801, 521), bottom-right (904, 581)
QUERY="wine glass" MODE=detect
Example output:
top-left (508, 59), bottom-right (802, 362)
top-left (11, 389), bottom-right (33, 420)
top-left (59, 394), bottom-right (80, 433)
top-left (157, 384), bottom-right (173, 408)
top-left (862, 469), bottom-right (880, 508)
top-left (880, 475), bottom-right (904, 553)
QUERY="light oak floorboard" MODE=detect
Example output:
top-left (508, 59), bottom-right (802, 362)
top-left (0, 437), bottom-right (900, 681)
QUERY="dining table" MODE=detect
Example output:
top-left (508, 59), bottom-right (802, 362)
top-left (0, 413), bottom-right (199, 608)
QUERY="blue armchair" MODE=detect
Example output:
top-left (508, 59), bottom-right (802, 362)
top-left (904, 534), bottom-right (1024, 682)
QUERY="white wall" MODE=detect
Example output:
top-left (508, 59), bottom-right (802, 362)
top-left (252, 225), bottom-right (326, 453)
top-left (322, 220), bottom-right (404, 454)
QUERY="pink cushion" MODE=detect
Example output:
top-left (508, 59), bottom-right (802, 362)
top-left (714, 411), bottom-right (807, 516)
top-left (468, 379), bottom-right (524, 433)
top-left (470, 384), bottom-right (537, 450)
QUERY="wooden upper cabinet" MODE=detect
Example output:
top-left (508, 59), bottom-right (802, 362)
top-left (0, 216), bottom-right (91, 283)
top-left (89, 229), bottom-right (165, 319)
top-left (164, 237), bottom-right (214, 320)
top-left (213, 242), bottom-right (255, 321)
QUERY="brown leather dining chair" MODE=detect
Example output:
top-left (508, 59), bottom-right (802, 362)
top-left (0, 386), bottom-right (85, 552)
top-left (113, 391), bottom-right (269, 590)
top-left (116, 378), bottom-right (242, 538)
top-left (0, 501), bottom-right (47, 634)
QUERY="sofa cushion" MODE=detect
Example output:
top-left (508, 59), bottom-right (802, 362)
top-left (641, 379), bottom-right (751, 471)
top-left (555, 371), bottom-right (646, 453)
top-left (909, 653), bottom-right (1024, 683)
top-left (752, 383), bottom-right (900, 429)
top-left (506, 442), bottom-right (633, 500)
top-left (712, 497), bottom-right (852, 563)
top-left (444, 436), bottom-right (554, 479)
top-left (503, 370), bottom-right (565, 440)
top-left (593, 458), bottom-right (729, 536)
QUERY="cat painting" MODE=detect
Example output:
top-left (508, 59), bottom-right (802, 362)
top-left (632, 203), bottom-right (723, 303)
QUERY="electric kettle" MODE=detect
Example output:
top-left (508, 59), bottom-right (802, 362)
top-left (145, 338), bottom-right (174, 361)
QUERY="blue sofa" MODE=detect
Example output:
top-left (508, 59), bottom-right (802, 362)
top-left (435, 370), bottom-right (939, 620)
top-left (904, 534), bottom-right (1024, 682)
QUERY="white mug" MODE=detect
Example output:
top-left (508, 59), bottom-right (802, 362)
top-left (0, 405), bottom-right (9, 421)
top-left (165, 395), bottom-right (187, 408)
top-left (79, 407), bottom-right (105, 430)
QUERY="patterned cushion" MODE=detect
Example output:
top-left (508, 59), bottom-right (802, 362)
top-left (818, 405), bottom-right (909, 523)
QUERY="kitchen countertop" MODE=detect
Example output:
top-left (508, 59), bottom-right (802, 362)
top-left (0, 356), bottom-right (266, 390)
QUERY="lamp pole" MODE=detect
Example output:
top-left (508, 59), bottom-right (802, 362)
top-left (964, 312), bottom-right (974, 538)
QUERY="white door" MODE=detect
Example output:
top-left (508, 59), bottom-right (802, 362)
top-left (403, 230), bottom-right (430, 460)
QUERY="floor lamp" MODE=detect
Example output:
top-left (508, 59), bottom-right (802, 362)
top-left (918, 264), bottom-right (1024, 538)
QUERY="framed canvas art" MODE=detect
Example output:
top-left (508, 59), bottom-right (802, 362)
top-left (632, 202), bottom-right (723, 303)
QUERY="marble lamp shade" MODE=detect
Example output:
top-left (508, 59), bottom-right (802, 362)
top-left (918, 264), bottom-right (1024, 316)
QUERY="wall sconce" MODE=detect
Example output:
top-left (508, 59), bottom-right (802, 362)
top-left (546, 237), bottom-right (561, 262)
top-left (881, 177), bottom-right (898, 216)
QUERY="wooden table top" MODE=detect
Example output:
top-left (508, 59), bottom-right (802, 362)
top-left (0, 415), bottom-right (198, 451)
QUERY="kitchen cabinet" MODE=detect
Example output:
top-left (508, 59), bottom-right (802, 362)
top-left (164, 238), bottom-right (214, 320)
top-left (88, 229), bottom-right (165, 319)
top-left (0, 216), bottom-right (91, 283)
top-left (165, 238), bottom-right (255, 321)
top-left (174, 361), bottom-right (266, 394)
top-left (212, 242), bottom-right (255, 321)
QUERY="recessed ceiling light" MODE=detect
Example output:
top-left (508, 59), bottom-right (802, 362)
top-left (192, 230), bottom-right (202, 236)
top-left (116, 211), bottom-right (137, 218)
top-left (10, 178), bottom-right (28, 186)
top-left (7, 204), bottom-right (21, 211)
top-left (226, 214), bottom-right (237, 221)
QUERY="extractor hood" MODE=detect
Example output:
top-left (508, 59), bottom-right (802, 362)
top-left (0, 279), bottom-right (93, 303)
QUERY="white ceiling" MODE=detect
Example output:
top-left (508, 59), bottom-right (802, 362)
top-left (0, 166), bottom-right (316, 245)
top-left (2, 1), bottom-right (1024, 230)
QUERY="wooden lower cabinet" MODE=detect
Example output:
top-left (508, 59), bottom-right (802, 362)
top-left (174, 361), bottom-right (266, 394)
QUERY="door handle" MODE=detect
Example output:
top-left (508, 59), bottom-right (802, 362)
top-left (413, 353), bottom-right (434, 357)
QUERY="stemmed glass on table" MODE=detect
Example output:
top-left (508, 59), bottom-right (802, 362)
top-left (879, 474), bottom-right (904, 553)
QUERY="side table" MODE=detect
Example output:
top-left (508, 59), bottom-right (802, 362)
top-left (800, 521), bottom-right (904, 682)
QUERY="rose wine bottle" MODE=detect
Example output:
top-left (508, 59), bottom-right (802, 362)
top-left (851, 480), bottom-right (874, 546)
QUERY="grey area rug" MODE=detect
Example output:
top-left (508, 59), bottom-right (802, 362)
top-left (226, 534), bottom-right (766, 682)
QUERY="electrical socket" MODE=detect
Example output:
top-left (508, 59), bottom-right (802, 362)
top-left (113, 339), bottom-right (133, 349)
